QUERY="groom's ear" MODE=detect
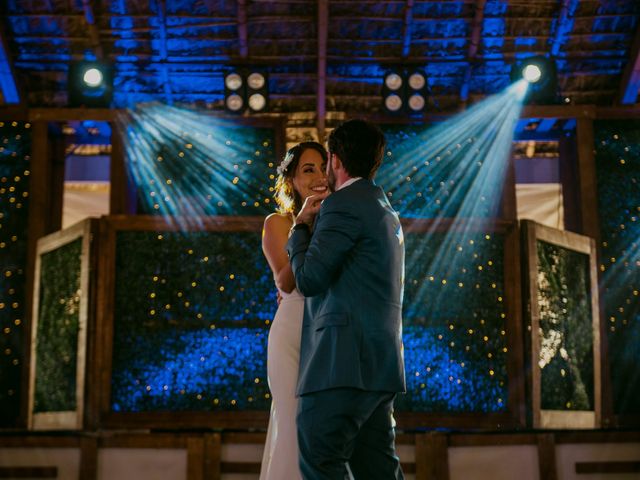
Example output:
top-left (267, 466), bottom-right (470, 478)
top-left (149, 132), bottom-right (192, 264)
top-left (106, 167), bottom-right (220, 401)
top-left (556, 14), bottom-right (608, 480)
top-left (331, 153), bottom-right (343, 171)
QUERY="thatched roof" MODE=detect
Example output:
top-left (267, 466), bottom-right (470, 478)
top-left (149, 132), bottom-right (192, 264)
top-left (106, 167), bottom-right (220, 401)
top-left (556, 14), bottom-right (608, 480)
top-left (1, 0), bottom-right (639, 115)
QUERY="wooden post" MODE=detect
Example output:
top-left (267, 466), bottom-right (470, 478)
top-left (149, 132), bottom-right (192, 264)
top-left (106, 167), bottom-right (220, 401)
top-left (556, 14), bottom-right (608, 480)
top-left (536, 433), bottom-right (557, 480)
top-left (204, 433), bottom-right (222, 480)
top-left (84, 217), bottom-right (101, 431)
top-left (415, 433), bottom-right (428, 479)
top-left (504, 221), bottom-right (526, 427)
top-left (558, 135), bottom-right (581, 233)
top-left (49, 130), bottom-right (66, 231)
top-left (500, 148), bottom-right (518, 221)
top-left (110, 121), bottom-right (137, 214)
top-left (93, 217), bottom-right (116, 427)
top-left (575, 117), bottom-right (600, 241)
top-left (20, 121), bottom-right (52, 427)
top-left (79, 436), bottom-right (98, 480)
top-left (187, 436), bottom-right (205, 480)
top-left (415, 432), bottom-right (449, 480)
top-left (575, 117), bottom-right (613, 426)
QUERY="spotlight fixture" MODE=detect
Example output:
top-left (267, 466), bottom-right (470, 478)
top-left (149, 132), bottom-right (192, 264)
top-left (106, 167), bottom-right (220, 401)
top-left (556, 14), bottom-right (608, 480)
top-left (224, 70), bottom-right (268, 113)
top-left (83, 68), bottom-right (103, 87)
top-left (383, 71), bottom-right (404, 113)
top-left (382, 69), bottom-right (428, 114)
top-left (510, 56), bottom-right (558, 104)
top-left (68, 61), bottom-right (113, 107)
top-left (224, 71), bottom-right (245, 113)
top-left (246, 72), bottom-right (268, 112)
top-left (406, 70), bottom-right (427, 113)
top-left (522, 65), bottom-right (542, 84)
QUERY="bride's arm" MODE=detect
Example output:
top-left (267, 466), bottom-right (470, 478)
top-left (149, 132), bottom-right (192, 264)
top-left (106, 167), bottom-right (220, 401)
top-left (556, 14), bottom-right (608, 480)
top-left (262, 213), bottom-right (296, 294)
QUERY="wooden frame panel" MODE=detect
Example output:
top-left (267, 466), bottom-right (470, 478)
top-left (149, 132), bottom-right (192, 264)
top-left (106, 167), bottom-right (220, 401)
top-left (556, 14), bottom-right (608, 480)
top-left (522, 220), bottom-right (601, 429)
top-left (94, 215), bottom-right (524, 429)
top-left (28, 218), bottom-right (97, 430)
top-left (96, 215), bottom-right (268, 429)
top-left (5, 106), bottom-right (635, 433)
top-left (398, 219), bottom-right (525, 430)
top-left (6, 109), bottom-right (285, 429)
top-left (1, 430), bottom-right (639, 480)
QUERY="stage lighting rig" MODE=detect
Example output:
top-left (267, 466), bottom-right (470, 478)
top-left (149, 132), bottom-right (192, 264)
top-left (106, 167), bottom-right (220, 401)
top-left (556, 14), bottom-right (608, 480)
top-left (407, 70), bottom-right (427, 113)
top-left (382, 68), bottom-right (428, 114)
top-left (224, 70), bottom-right (268, 113)
top-left (68, 61), bottom-right (113, 107)
top-left (522, 65), bottom-right (542, 84)
top-left (383, 71), bottom-right (404, 113)
top-left (247, 72), bottom-right (268, 112)
top-left (510, 56), bottom-right (558, 104)
top-left (224, 72), bottom-right (245, 112)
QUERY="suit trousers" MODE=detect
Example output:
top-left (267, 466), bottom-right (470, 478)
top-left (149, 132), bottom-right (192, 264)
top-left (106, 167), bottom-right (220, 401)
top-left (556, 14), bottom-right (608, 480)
top-left (296, 388), bottom-right (404, 480)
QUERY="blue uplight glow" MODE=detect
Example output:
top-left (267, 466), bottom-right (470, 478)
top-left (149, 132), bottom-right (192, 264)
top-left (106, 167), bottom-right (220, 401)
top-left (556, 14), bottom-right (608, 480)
top-left (0, 42), bottom-right (20, 104)
top-left (111, 325), bottom-right (506, 413)
top-left (118, 103), bottom-right (278, 227)
top-left (111, 84), bottom-right (526, 414)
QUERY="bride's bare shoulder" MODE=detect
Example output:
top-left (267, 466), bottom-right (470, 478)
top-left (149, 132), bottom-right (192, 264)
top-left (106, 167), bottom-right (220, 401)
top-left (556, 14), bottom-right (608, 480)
top-left (263, 212), bottom-right (293, 233)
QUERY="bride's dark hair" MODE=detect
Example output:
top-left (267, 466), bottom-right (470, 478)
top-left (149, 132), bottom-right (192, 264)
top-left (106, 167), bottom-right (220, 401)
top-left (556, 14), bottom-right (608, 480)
top-left (274, 141), bottom-right (327, 215)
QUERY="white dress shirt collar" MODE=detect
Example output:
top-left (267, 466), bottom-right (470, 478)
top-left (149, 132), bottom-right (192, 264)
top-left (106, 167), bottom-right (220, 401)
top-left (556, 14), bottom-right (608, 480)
top-left (337, 177), bottom-right (363, 191)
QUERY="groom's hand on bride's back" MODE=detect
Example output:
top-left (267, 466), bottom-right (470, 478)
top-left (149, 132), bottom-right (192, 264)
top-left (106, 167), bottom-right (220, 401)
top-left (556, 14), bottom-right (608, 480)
top-left (295, 191), bottom-right (330, 227)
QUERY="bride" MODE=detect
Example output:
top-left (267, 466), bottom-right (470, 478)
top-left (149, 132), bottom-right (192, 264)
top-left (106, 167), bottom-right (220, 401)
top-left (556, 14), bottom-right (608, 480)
top-left (260, 142), bottom-right (328, 480)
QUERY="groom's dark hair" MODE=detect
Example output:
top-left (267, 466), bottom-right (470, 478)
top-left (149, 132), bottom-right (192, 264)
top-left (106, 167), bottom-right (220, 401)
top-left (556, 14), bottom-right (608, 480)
top-left (327, 119), bottom-right (386, 180)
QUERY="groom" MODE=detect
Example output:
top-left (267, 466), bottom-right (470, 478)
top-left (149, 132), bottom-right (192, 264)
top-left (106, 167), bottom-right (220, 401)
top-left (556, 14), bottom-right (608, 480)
top-left (287, 119), bottom-right (406, 479)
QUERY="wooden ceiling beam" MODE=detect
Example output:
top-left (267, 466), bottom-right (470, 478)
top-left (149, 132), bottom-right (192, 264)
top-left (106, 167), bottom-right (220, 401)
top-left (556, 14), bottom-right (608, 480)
top-left (43, 30), bottom-right (626, 42)
top-left (237, 0), bottom-right (248, 58)
top-left (28, 108), bottom-right (119, 122)
top-left (617, 21), bottom-right (640, 105)
top-left (459, 0), bottom-right (486, 105)
top-left (155, 0), bottom-right (173, 104)
top-left (316, 0), bottom-right (328, 139)
top-left (401, 0), bottom-right (414, 58)
top-left (19, 104), bottom-right (638, 123)
top-left (4, 10), bottom-right (582, 20)
top-left (81, 0), bottom-right (105, 60)
top-left (521, 105), bottom-right (596, 119)
top-left (549, 0), bottom-right (579, 57)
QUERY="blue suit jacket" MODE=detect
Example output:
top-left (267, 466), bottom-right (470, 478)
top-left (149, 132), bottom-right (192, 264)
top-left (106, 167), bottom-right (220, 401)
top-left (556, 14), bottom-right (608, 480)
top-left (286, 179), bottom-right (406, 396)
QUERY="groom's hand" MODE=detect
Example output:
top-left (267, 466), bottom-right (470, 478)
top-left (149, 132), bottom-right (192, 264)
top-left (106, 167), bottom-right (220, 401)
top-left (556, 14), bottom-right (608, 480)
top-left (295, 192), bottom-right (330, 227)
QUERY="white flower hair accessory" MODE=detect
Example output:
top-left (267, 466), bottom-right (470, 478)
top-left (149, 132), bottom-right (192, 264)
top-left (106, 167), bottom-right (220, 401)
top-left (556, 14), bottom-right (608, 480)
top-left (276, 151), bottom-right (295, 176)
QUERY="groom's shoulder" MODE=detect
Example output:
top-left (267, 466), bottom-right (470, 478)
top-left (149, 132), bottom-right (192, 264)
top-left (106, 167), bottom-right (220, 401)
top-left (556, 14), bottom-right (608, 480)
top-left (322, 181), bottom-right (382, 217)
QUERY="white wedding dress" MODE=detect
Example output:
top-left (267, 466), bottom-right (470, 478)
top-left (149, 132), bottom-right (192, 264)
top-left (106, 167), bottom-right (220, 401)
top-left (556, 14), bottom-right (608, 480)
top-left (259, 287), bottom-right (304, 480)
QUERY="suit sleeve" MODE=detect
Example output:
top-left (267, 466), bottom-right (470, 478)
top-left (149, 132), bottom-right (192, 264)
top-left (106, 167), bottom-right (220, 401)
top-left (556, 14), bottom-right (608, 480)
top-left (286, 196), bottom-right (360, 297)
